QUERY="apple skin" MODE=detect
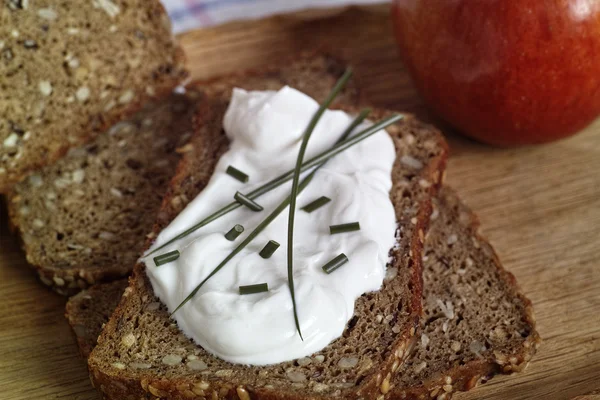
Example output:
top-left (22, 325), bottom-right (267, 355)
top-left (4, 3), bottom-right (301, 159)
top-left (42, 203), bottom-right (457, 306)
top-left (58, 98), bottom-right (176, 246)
top-left (392, 0), bottom-right (600, 145)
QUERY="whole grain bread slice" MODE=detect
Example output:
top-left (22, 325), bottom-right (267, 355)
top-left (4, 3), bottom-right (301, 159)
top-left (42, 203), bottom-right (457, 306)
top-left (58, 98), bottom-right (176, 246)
top-left (389, 187), bottom-right (540, 400)
top-left (85, 93), bottom-right (448, 399)
top-left (7, 91), bottom-right (202, 295)
top-left (0, 0), bottom-right (187, 191)
top-left (67, 188), bottom-right (538, 400)
top-left (6, 53), bottom-right (355, 295)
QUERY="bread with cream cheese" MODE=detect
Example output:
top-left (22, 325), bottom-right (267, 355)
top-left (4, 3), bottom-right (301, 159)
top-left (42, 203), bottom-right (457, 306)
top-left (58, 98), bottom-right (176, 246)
top-left (67, 188), bottom-right (538, 399)
top-left (85, 90), bottom-right (447, 398)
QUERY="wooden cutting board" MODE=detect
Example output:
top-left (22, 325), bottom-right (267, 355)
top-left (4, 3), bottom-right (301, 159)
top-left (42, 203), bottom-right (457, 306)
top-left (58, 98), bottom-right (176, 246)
top-left (1, 5), bottom-right (599, 400)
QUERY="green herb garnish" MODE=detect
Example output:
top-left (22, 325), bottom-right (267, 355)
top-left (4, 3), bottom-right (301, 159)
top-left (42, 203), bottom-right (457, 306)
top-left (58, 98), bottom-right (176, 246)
top-left (171, 175), bottom-right (312, 315)
top-left (329, 222), bottom-right (361, 234)
top-left (301, 196), bottom-right (331, 213)
top-left (259, 240), bottom-right (280, 259)
top-left (226, 166), bottom-right (249, 183)
top-left (146, 111), bottom-right (401, 256)
top-left (234, 191), bottom-right (264, 212)
top-left (322, 253), bottom-right (349, 274)
top-left (225, 224), bottom-right (244, 241)
top-left (239, 283), bottom-right (269, 295)
top-left (170, 97), bottom-right (373, 316)
top-left (153, 250), bottom-right (180, 267)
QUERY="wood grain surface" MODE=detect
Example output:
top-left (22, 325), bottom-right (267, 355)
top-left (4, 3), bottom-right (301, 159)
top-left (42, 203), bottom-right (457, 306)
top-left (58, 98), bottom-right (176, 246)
top-left (1, 5), bottom-right (599, 400)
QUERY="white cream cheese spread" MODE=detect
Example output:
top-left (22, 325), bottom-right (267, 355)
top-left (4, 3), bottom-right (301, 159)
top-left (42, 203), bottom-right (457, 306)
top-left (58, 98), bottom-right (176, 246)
top-left (142, 86), bottom-right (397, 365)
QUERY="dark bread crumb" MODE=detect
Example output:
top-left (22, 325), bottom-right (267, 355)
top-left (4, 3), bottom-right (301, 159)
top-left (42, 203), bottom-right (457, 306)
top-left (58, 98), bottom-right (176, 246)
top-left (7, 91), bottom-right (202, 295)
top-left (0, 0), bottom-right (187, 191)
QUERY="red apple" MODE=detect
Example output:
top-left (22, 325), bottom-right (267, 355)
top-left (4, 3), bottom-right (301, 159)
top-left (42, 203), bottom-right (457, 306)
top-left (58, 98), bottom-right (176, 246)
top-left (392, 0), bottom-right (600, 145)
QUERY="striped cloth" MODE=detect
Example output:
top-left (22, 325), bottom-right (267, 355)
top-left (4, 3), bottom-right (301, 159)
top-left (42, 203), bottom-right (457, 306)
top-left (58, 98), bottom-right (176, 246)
top-left (162, 0), bottom-right (387, 33)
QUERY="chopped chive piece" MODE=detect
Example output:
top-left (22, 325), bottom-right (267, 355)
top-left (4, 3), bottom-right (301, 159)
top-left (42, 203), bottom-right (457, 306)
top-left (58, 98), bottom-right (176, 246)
top-left (226, 166), bottom-right (249, 183)
top-left (234, 191), bottom-right (264, 212)
top-left (259, 240), bottom-right (280, 259)
top-left (301, 196), bottom-right (331, 213)
top-left (322, 253), bottom-right (349, 274)
top-left (146, 111), bottom-right (403, 257)
top-left (153, 250), bottom-right (180, 267)
top-left (225, 224), bottom-right (244, 241)
top-left (330, 222), bottom-right (361, 234)
top-left (239, 283), bottom-right (269, 295)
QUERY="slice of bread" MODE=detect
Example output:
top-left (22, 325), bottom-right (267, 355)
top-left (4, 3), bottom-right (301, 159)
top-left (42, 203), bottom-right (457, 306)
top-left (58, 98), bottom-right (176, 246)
top-left (0, 0), bottom-right (187, 191)
top-left (389, 187), bottom-right (540, 399)
top-left (85, 95), bottom-right (448, 399)
top-left (7, 91), bottom-right (201, 295)
top-left (66, 188), bottom-right (538, 400)
top-left (6, 54), bottom-right (355, 295)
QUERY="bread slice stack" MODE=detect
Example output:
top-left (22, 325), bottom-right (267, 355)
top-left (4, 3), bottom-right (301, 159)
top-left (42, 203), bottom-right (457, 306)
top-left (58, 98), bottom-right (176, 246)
top-left (84, 103), bottom-right (447, 399)
top-left (67, 189), bottom-right (539, 399)
top-left (2, 10), bottom-right (539, 396)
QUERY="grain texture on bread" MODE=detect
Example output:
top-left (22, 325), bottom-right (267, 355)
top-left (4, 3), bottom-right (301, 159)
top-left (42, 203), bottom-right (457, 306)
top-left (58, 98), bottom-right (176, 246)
top-left (7, 91), bottom-right (201, 295)
top-left (389, 187), bottom-right (540, 399)
top-left (0, 0), bottom-right (187, 191)
top-left (86, 95), bottom-right (448, 398)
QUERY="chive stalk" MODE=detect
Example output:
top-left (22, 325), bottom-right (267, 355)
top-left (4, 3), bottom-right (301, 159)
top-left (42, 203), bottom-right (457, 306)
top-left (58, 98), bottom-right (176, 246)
top-left (226, 166), bottom-right (249, 183)
top-left (322, 253), bottom-right (349, 274)
top-left (153, 250), bottom-right (180, 267)
top-left (259, 240), bottom-right (280, 259)
top-left (239, 283), bottom-right (269, 295)
top-left (146, 110), bottom-right (401, 257)
top-left (234, 191), bottom-right (264, 211)
top-left (225, 224), bottom-right (244, 241)
top-left (301, 196), bottom-right (331, 213)
top-left (286, 68), bottom-right (355, 340)
top-left (329, 222), bottom-right (361, 234)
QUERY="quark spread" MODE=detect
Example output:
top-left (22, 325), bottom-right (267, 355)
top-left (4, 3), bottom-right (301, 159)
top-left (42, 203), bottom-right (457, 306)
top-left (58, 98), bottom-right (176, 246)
top-left (142, 86), bottom-right (397, 365)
